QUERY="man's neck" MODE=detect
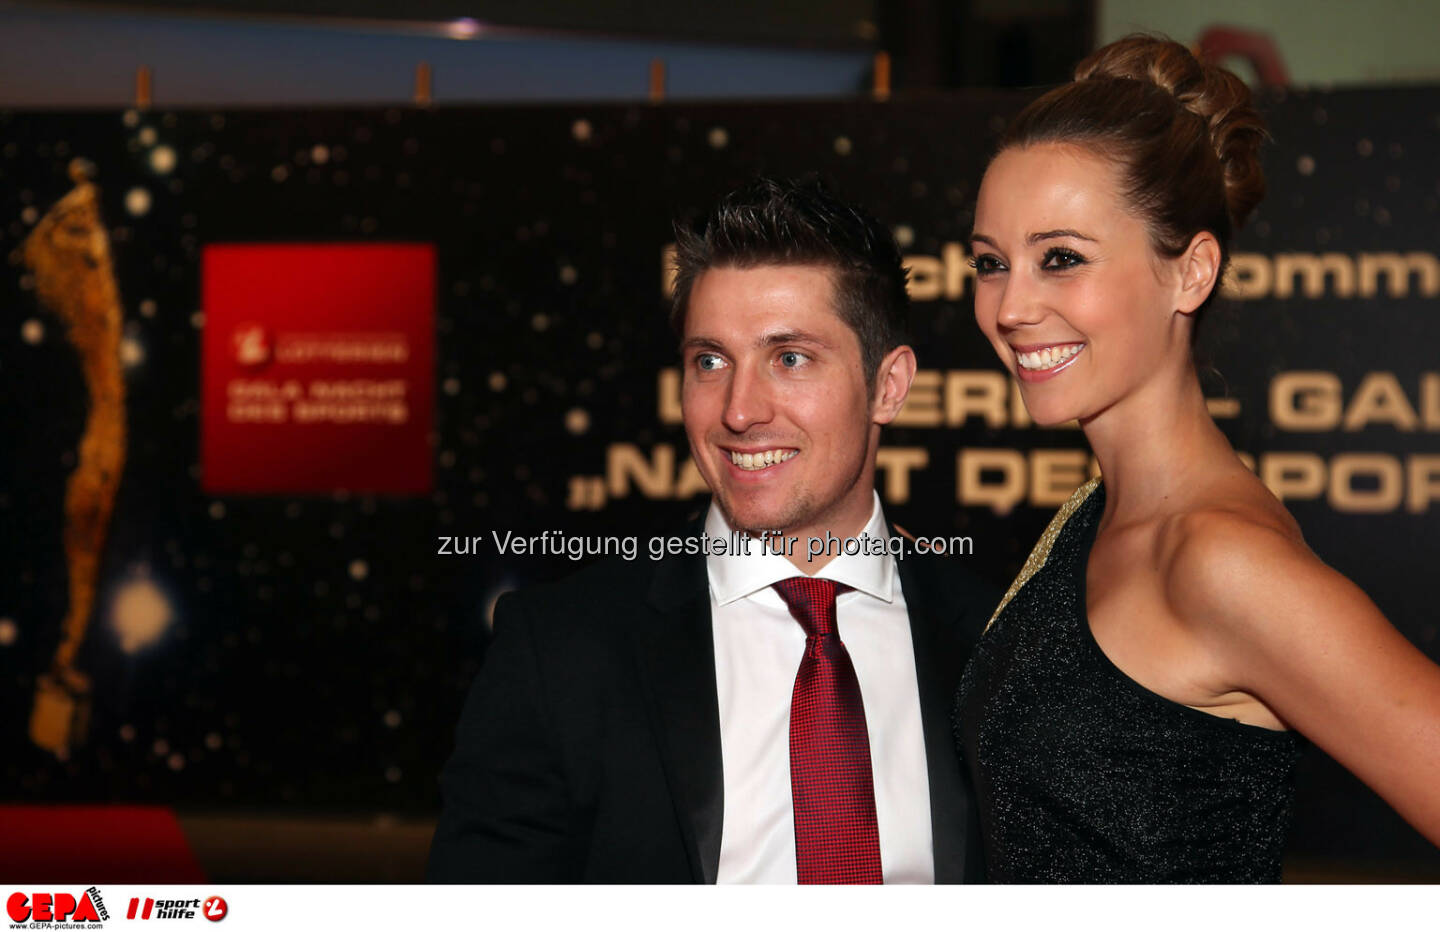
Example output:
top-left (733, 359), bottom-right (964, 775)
top-left (775, 497), bottom-right (880, 574)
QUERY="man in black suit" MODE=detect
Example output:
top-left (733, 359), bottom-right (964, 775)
top-left (428, 178), bottom-right (1000, 883)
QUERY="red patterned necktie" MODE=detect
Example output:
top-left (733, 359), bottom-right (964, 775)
top-left (773, 576), bottom-right (883, 884)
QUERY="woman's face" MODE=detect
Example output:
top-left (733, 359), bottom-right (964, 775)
top-left (969, 142), bottom-right (1193, 427)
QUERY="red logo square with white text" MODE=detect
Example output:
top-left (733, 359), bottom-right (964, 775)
top-left (201, 243), bottom-right (436, 495)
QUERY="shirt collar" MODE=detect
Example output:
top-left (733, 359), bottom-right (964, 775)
top-left (704, 491), bottom-right (896, 606)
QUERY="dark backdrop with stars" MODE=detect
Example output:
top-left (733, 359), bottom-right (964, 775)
top-left (1, 87), bottom-right (1438, 868)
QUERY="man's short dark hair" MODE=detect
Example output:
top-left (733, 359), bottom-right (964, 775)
top-left (670, 177), bottom-right (911, 385)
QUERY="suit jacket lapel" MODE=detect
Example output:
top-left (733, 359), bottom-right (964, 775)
top-left (631, 532), bottom-right (724, 884)
top-left (892, 535), bottom-right (974, 884)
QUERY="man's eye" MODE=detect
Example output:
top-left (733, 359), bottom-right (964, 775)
top-left (1042, 248), bottom-right (1086, 270)
top-left (969, 254), bottom-right (1006, 276)
top-left (778, 351), bottom-right (809, 368)
top-left (695, 353), bottom-right (726, 371)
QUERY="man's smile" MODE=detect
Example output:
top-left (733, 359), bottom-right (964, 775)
top-left (724, 447), bottom-right (800, 472)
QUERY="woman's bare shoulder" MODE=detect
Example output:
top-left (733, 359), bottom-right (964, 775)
top-left (1155, 470), bottom-right (1315, 632)
top-left (1145, 470), bottom-right (1440, 846)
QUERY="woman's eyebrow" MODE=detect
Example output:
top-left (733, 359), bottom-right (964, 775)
top-left (1028, 229), bottom-right (1096, 244)
top-left (969, 230), bottom-right (1098, 247)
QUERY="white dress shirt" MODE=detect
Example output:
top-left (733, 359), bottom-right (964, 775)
top-left (706, 492), bottom-right (934, 884)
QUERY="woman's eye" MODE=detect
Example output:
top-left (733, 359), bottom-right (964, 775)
top-left (695, 353), bottom-right (726, 371)
top-left (1042, 248), bottom-right (1086, 270)
top-left (969, 254), bottom-right (1005, 276)
top-left (778, 351), bottom-right (809, 368)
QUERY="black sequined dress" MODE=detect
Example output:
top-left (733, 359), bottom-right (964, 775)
top-left (954, 479), bottom-right (1304, 883)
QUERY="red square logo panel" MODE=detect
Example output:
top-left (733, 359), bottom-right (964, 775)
top-left (200, 243), bottom-right (436, 495)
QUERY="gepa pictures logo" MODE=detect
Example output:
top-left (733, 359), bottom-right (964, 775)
top-left (7, 887), bottom-right (109, 924)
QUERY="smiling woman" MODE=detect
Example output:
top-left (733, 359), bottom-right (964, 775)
top-left (953, 34), bottom-right (1440, 883)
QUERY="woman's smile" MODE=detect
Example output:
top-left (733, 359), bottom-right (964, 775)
top-left (1013, 342), bottom-right (1086, 381)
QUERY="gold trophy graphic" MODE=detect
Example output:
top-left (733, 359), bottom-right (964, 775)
top-left (18, 160), bottom-right (129, 755)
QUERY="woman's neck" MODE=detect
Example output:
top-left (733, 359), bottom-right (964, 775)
top-left (1080, 360), bottom-right (1239, 525)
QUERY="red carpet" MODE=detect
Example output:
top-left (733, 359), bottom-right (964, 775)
top-left (0, 805), bottom-right (206, 883)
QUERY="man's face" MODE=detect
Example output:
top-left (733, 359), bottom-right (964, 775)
top-left (680, 263), bottom-right (883, 542)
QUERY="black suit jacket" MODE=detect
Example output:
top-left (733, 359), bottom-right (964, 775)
top-left (427, 515), bottom-right (1001, 883)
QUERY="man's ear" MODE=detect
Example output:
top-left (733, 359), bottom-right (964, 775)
top-left (871, 344), bottom-right (917, 425)
top-left (1176, 230), bottom-right (1222, 316)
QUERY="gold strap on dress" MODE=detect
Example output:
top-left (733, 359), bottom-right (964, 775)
top-left (983, 477), bottom-right (1102, 635)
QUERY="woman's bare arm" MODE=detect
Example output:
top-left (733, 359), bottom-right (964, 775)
top-left (1168, 511), bottom-right (1440, 846)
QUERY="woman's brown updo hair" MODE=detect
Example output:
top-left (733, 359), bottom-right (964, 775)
top-left (999, 34), bottom-right (1268, 315)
